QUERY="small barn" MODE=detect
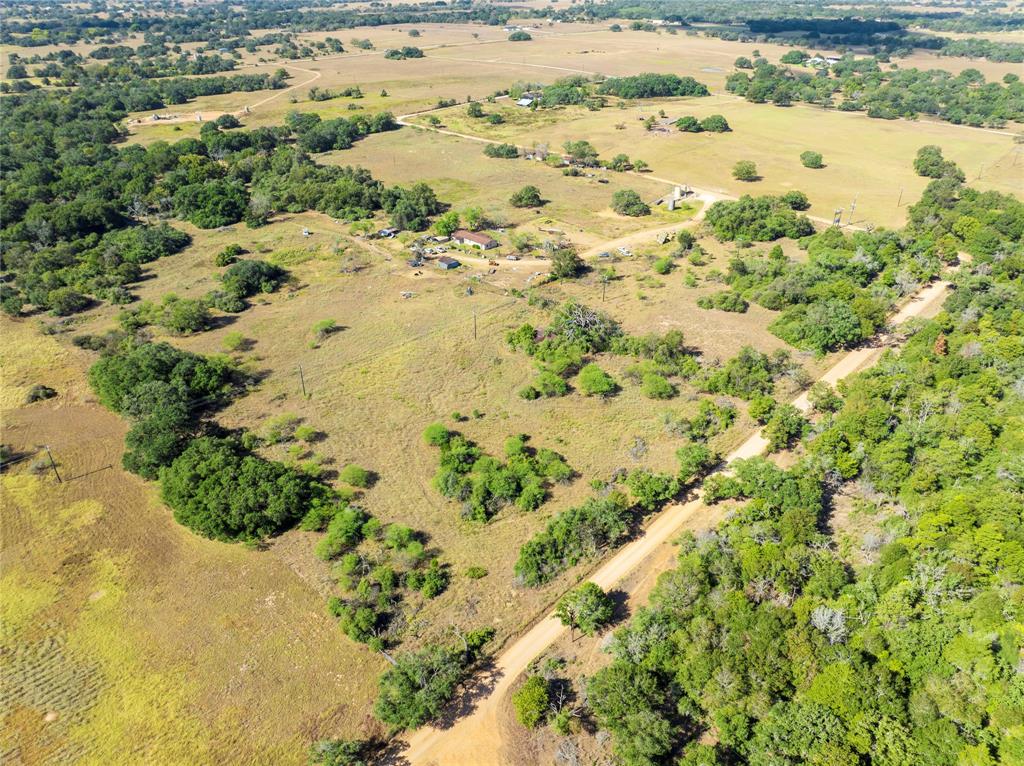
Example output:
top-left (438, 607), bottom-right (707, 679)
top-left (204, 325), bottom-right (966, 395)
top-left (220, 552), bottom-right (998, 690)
top-left (437, 256), bottom-right (461, 270)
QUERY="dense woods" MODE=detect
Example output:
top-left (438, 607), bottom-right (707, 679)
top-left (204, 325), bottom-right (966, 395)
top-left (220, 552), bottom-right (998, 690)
top-left (585, 172), bottom-right (1024, 765)
top-left (725, 56), bottom-right (1023, 126)
top-left (0, 85), bottom-right (430, 316)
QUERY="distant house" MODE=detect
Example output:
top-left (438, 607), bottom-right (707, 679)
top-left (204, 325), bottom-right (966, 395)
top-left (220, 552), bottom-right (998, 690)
top-left (452, 229), bottom-right (498, 250)
top-left (516, 97), bottom-right (535, 107)
top-left (437, 256), bottom-right (461, 270)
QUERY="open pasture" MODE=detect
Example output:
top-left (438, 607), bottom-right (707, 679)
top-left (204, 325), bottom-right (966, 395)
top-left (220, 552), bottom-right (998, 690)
top-left (413, 92), bottom-right (1023, 230)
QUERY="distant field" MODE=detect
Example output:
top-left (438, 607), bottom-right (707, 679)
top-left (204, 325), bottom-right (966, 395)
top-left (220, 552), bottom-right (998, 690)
top-left (122, 24), bottom-right (1023, 147)
top-left (413, 93), bottom-right (1023, 229)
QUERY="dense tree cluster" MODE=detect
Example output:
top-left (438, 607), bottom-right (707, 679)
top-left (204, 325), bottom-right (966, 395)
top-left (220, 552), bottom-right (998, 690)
top-left (374, 627), bottom-right (494, 730)
top-left (586, 176), bottom-right (1024, 766)
top-left (424, 426), bottom-right (573, 521)
top-left (704, 194), bottom-right (815, 242)
top-left (0, 84), bottom-right (434, 315)
top-left (725, 57), bottom-right (1024, 126)
top-left (597, 73), bottom-right (710, 99)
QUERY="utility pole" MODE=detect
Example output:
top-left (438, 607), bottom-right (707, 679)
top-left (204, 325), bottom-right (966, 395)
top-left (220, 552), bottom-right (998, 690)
top-left (896, 186), bottom-right (903, 208)
top-left (298, 365), bottom-right (307, 397)
top-left (602, 278), bottom-right (608, 302)
top-left (473, 310), bottom-right (477, 340)
top-left (44, 446), bottom-right (61, 483)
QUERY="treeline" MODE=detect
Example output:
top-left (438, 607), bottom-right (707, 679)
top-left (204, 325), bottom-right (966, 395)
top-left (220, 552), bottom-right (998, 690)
top-left (0, 84), bottom-right (434, 316)
top-left (725, 57), bottom-right (1024, 126)
top-left (120, 71), bottom-right (289, 111)
top-left (597, 73), bottom-right (709, 99)
top-left (585, 173), bottom-right (1024, 765)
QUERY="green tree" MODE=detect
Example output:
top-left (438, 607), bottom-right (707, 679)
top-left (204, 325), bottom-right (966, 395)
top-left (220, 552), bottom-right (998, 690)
top-left (374, 645), bottom-right (466, 730)
top-left (340, 464), bottom-right (372, 488)
top-left (732, 160), bottom-right (759, 181)
top-left (556, 582), bottom-right (614, 639)
top-left (551, 247), bottom-right (585, 279)
top-left (700, 114), bottom-right (730, 132)
top-left (611, 189), bottom-right (650, 217)
top-left (433, 210), bottom-right (460, 237)
top-left (510, 185), bottom-right (543, 208)
top-left (800, 150), bottom-right (824, 168)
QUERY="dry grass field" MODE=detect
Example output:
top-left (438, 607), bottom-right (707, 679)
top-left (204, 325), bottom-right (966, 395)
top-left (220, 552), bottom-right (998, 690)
top-left (3, 16), bottom-right (1020, 763)
top-left (413, 93), bottom-right (1023, 230)
top-left (1, 318), bottom-right (385, 765)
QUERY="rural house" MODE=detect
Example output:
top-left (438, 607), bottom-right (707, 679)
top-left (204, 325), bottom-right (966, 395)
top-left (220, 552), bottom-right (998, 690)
top-left (452, 230), bottom-right (498, 250)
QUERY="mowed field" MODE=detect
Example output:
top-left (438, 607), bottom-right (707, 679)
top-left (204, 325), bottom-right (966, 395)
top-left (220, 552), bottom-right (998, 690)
top-left (0, 318), bottom-right (386, 765)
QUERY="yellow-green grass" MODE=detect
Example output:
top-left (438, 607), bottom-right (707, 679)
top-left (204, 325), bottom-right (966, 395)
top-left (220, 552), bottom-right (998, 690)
top-left (54, 186), bottom-right (834, 677)
top-left (413, 94), bottom-right (1023, 229)
top-left (0, 318), bottom-right (383, 765)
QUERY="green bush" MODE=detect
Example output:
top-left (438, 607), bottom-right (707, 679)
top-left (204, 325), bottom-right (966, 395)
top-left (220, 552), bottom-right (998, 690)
top-left (578, 363), bottom-right (618, 397)
top-left (512, 676), bottom-right (549, 728)
top-left (641, 372), bottom-right (675, 399)
top-left (340, 463), bottom-right (373, 488)
top-left (800, 150), bottom-right (824, 169)
top-left (611, 189), bottom-right (651, 217)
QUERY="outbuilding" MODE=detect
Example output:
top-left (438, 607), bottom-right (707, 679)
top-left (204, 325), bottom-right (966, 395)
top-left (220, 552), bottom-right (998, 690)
top-left (437, 256), bottom-right (462, 270)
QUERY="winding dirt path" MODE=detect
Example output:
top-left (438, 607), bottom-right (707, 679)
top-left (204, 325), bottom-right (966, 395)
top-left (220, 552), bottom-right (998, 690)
top-left (401, 275), bottom-right (952, 765)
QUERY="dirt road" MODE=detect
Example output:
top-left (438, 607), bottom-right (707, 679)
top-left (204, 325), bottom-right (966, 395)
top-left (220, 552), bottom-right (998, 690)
top-left (401, 275), bottom-right (952, 765)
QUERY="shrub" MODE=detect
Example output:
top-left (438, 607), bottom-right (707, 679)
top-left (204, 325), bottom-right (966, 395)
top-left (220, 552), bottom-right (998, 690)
top-left (47, 287), bottom-right (89, 316)
top-left (215, 243), bottom-right (245, 266)
top-left (423, 422), bottom-right (451, 446)
top-left (483, 143), bottom-right (519, 159)
top-left (800, 151), bottom-right (824, 169)
top-left (697, 291), bottom-right (749, 312)
top-left (465, 566), bottom-right (488, 579)
top-left (763, 404), bottom-right (807, 452)
top-left (294, 425), bottom-right (318, 443)
top-left (653, 256), bottom-right (674, 275)
top-left (675, 115), bottom-right (703, 132)
top-left (25, 385), bottom-right (57, 403)
top-left (340, 463), bottom-right (373, 488)
top-left (161, 436), bottom-right (336, 541)
top-left (641, 372), bottom-right (675, 399)
top-left (578, 363), bottom-right (618, 397)
top-left (222, 331), bottom-right (246, 352)
top-left (732, 161), bottom-right (759, 181)
top-left (780, 190), bottom-right (810, 210)
top-left (748, 394), bottom-right (777, 424)
top-left (512, 676), bottom-right (549, 729)
top-left (508, 30), bottom-right (532, 41)
top-left (551, 247), bottom-right (585, 279)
